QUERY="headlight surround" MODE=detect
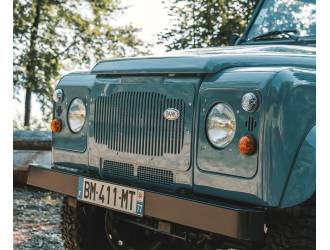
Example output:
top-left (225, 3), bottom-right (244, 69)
top-left (67, 98), bottom-right (86, 133)
top-left (206, 103), bottom-right (236, 148)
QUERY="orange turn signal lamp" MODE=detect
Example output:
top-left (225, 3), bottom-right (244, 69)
top-left (239, 135), bottom-right (256, 155)
top-left (51, 119), bottom-right (62, 133)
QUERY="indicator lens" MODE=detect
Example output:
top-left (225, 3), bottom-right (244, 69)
top-left (51, 119), bottom-right (62, 133)
top-left (239, 135), bottom-right (257, 155)
top-left (241, 93), bottom-right (258, 112)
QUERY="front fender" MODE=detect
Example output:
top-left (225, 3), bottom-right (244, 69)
top-left (280, 125), bottom-right (316, 208)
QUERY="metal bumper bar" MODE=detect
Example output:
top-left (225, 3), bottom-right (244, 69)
top-left (27, 165), bottom-right (264, 241)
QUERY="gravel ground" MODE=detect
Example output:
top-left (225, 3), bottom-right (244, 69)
top-left (13, 185), bottom-right (64, 250)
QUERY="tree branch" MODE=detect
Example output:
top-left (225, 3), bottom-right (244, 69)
top-left (57, 38), bottom-right (78, 57)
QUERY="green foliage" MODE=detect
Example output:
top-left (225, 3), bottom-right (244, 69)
top-left (14, 0), bottom-right (148, 126)
top-left (159, 0), bottom-right (259, 51)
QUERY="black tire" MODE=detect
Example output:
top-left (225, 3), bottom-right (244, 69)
top-left (60, 197), bottom-right (112, 250)
top-left (264, 195), bottom-right (316, 250)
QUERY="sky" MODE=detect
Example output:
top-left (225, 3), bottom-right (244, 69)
top-left (118, 0), bottom-right (171, 54)
top-left (14, 0), bottom-right (171, 128)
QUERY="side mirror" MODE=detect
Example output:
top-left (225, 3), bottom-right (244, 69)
top-left (229, 34), bottom-right (240, 46)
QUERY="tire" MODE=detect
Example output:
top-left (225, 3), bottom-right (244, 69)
top-left (263, 195), bottom-right (315, 250)
top-left (60, 197), bottom-right (111, 250)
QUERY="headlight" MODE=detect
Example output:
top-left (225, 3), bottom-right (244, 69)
top-left (68, 98), bottom-right (86, 133)
top-left (206, 103), bottom-right (236, 148)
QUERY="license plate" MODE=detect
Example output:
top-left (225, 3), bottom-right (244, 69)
top-left (77, 177), bottom-right (144, 217)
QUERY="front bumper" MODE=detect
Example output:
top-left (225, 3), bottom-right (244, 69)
top-left (27, 165), bottom-right (265, 241)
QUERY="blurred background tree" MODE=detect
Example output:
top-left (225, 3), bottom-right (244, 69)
top-left (14, 0), bottom-right (260, 129)
top-left (159, 0), bottom-right (259, 51)
top-left (14, 0), bottom-right (148, 128)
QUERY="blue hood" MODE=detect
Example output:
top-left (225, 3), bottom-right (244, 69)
top-left (92, 45), bottom-right (315, 74)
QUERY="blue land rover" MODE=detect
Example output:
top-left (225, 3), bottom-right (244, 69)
top-left (28, 0), bottom-right (316, 249)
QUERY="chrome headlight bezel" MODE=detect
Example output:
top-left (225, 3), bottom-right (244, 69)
top-left (67, 98), bottom-right (86, 133)
top-left (206, 102), bottom-right (237, 149)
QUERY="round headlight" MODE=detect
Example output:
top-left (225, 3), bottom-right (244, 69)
top-left (68, 98), bottom-right (86, 133)
top-left (206, 103), bottom-right (236, 148)
top-left (241, 92), bottom-right (258, 112)
top-left (53, 89), bottom-right (64, 103)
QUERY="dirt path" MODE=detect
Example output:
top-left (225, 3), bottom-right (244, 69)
top-left (13, 186), bottom-right (64, 250)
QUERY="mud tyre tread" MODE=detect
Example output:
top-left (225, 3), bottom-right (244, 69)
top-left (60, 197), bottom-right (111, 250)
top-left (264, 195), bottom-right (315, 250)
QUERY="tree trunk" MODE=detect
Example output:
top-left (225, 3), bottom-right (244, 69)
top-left (24, 0), bottom-right (42, 127)
top-left (24, 87), bottom-right (32, 127)
top-left (14, 130), bottom-right (51, 150)
top-left (192, 0), bottom-right (196, 48)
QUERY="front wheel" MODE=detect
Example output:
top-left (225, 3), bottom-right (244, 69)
top-left (60, 197), bottom-right (182, 250)
top-left (60, 197), bottom-right (111, 250)
top-left (263, 195), bottom-right (316, 250)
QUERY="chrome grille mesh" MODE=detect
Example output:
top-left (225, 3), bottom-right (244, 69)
top-left (137, 166), bottom-right (174, 186)
top-left (103, 160), bottom-right (134, 178)
top-left (94, 92), bottom-right (185, 156)
top-left (101, 160), bottom-right (174, 186)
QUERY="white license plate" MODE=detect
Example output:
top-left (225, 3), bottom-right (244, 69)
top-left (77, 177), bottom-right (144, 217)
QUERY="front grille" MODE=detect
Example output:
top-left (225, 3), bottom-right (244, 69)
top-left (137, 166), bottom-right (174, 186)
top-left (94, 92), bottom-right (185, 156)
top-left (101, 160), bottom-right (174, 186)
top-left (102, 160), bottom-right (134, 178)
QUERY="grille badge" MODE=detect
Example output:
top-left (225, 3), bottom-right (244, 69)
top-left (164, 108), bottom-right (180, 121)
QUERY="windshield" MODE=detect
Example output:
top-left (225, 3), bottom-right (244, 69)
top-left (246, 0), bottom-right (316, 41)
